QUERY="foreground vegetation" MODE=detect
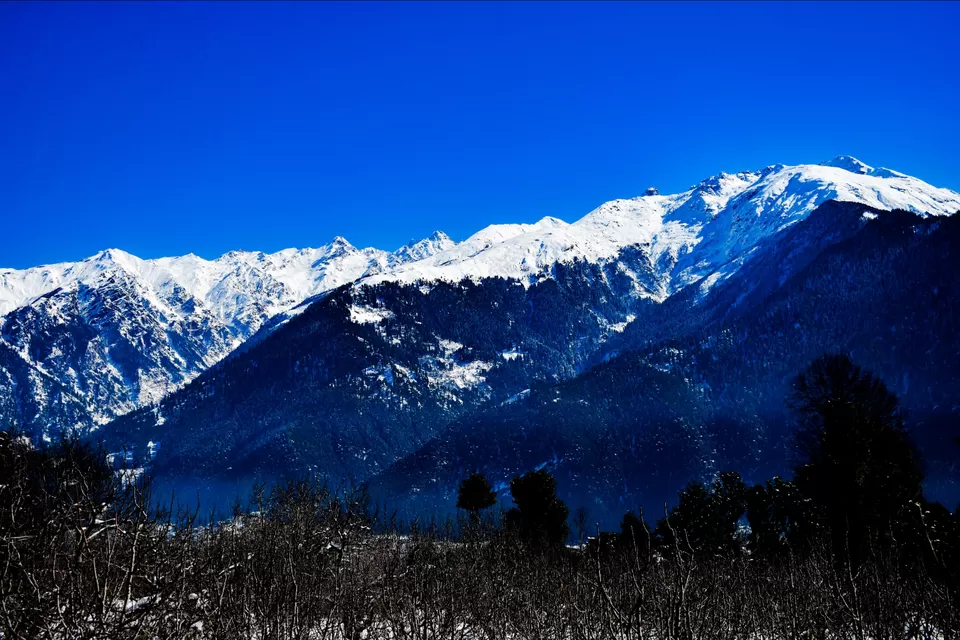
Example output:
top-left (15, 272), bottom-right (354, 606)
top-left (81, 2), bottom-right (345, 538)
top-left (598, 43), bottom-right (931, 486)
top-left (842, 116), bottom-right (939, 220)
top-left (2, 354), bottom-right (959, 639)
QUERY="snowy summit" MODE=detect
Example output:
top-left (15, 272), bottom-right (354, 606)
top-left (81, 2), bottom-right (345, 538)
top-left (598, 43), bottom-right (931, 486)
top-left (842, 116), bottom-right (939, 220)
top-left (363, 157), bottom-right (960, 299)
top-left (0, 156), bottom-right (957, 428)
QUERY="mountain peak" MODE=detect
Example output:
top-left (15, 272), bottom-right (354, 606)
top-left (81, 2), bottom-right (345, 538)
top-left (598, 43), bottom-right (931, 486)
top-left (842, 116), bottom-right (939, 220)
top-left (693, 171), bottom-right (759, 197)
top-left (324, 236), bottom-right (356, 258)
top-left (821, 155), bottom-right (873, 175)
top-left (390, 231), bottom-right (457, 265)
top-left (535, 216), bottom-right (568, 229)
top-left (93, 248), bottom-right (129, 261)
top-left (88, 248), bottom-right (141, 274)
top-left (365, 158), bottom-right (960, 294)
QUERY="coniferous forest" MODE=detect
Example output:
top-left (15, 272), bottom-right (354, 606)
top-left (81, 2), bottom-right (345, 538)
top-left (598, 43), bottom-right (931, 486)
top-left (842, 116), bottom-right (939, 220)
top-left (3, 355), bottom-right (959, 639)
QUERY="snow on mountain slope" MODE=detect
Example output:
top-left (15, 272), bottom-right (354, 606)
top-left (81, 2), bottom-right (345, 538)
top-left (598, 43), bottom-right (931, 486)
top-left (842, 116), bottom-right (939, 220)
top-left (381, 231), bottom-right (456, 270)
top-left (677, 161), bottom-right (960, 280)
top-left (0, 233), bottom-right (453, 429)
top-left (1, 236), bottom-right (440, 323)
top-left (4, 155), bottom-right (958, 436)
top-left (364, 157), bottom-right (960, 299)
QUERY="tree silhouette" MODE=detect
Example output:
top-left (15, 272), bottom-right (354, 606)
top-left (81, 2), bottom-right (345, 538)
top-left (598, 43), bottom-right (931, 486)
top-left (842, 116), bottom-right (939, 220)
top-left (745, 476), bottom-right (820, 557)
top-left (619, 510), bottom-right (651, 554)
top-left (504, 469), bottom-right (570, 549)
top-left (456, 472), bottom-right (496, 524)
top-left (574, 506), bottom-right (590, 547)
top-left (655, 472), bottom-right (747, 555)
top-left (790, 353), bottom-right (923, 566)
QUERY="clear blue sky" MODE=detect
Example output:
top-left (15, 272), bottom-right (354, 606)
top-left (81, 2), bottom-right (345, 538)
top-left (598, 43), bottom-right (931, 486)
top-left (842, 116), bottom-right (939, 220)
top-left (2, 1), bottom-right (958, 269)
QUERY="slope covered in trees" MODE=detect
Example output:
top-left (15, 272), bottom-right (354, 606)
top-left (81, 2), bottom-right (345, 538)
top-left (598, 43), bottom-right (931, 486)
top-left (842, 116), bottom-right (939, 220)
top-left (88, 201), bottom-right (960, 523)
top-left (370, 207), bottom-right (960, 525)
top-left (100, 260), bottom-right (648, 496)
top-left (0, 340), bottom-right (94, 437)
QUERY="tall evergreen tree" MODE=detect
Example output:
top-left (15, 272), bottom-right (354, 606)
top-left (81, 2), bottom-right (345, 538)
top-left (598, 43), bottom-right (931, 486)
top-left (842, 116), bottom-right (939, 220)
top-left (790, 353), bottom-right (924, 566)
top-left (504, 469), bottom-right (570, 549)
top-left (456, 472), bottom-right (497, 524)
top-left (619, 510), bottom-right (650, 553)
top-left (745, 477), bottom-right (820, 557)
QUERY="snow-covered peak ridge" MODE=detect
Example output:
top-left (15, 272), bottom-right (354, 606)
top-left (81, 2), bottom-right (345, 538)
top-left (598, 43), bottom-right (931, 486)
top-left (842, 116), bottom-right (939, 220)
top-left (821, 155), bottom-right (873, 174)
top-left (0, 231), bottom-right (454, 321)
top-left (390, 231), bottom-right (456, 264)
top-left (362, 158), bottom-right (960, 295)
top-left (820, 156), bottom-right (918, 181)
top-left (0, 231), bottom-right (463, 429)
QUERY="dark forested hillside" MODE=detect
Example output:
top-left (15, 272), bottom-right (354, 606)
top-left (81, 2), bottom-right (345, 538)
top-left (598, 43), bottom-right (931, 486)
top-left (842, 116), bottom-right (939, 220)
top-left (370, 207), bottom-right (960, 526)
top-left (598, 199), bottom-right (873, 352)
top-left (101, 262), bottom-right (648, 495)
top-left (97, 202), bottom-right (960, 524)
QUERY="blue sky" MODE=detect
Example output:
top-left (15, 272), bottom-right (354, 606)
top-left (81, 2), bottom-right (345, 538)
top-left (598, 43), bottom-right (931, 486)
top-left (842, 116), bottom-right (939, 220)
top-left (2, 1), bottom-right (958, 269)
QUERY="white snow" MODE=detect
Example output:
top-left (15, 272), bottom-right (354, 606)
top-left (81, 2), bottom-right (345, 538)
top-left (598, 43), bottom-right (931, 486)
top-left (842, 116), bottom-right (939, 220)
top-left (607, 315), bottom-right (636, 334)
top-left (438, 339), bottom-right (464, 354)
top-left (349, 304), bottom-right (395, 325)
top-left (5, 156), bottom-right (955, 324)
top-left (501, 388), bottom-right (531, 405)
top-left (426, 359), bottom-right (493, 391)
top-left (0, 234), bottom-right (452, 323)
top-left (0, 232), bottom-right (454, 423)
top-left (362, 157), bottom-right (960, 299)
top-left (3, 156), bottom-right (958, 427)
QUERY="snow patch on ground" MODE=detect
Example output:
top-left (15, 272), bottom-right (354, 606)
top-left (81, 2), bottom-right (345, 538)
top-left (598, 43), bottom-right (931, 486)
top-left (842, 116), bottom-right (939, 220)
top-left (427, 359), bottom-right (493, 392)
top-left (501, 388), bottom-right (531, 405)
top-left (438, 339), bottom-right (464, 354)
top-left (607, 315), bottom-right (636, 334)
top-left (349, 304), bottom-right (395, 325)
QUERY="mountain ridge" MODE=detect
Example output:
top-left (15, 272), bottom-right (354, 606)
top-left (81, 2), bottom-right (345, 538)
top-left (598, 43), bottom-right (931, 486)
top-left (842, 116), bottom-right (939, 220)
top-left (0, 232), bottom-right (456, 434)
top-left (2, 156), bottom-right (958, 442)
top-left (363, 157), bottom-right (960, 298)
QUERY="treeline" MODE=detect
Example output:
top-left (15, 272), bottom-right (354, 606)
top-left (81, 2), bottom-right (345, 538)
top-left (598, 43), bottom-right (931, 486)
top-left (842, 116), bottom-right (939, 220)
top-left (2, 354), bottom-right (959, 639)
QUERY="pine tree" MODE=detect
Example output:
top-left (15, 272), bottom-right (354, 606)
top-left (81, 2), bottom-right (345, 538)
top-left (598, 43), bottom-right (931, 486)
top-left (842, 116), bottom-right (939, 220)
top-left (790, 353), bottom-right (924, 566)
top-left (745, 477), bottom-right (819, 557)
top-left (456, 472), bottom-right (496, 524)
top-left (504, 469), bottom-right (570, 549)
top-left (619, 510), bottom-right (650, 551)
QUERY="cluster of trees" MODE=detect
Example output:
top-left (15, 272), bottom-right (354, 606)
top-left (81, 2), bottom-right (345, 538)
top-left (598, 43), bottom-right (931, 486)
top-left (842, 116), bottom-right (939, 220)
top-left (451, 354), bottom-right (960, 628)
top-left (2, 354), bottom-right (959, 638)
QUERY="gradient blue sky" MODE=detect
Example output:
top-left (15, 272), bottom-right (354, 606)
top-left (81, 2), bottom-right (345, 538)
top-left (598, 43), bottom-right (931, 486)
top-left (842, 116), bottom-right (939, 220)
top-left (2, 1), bottom-right (958, 269)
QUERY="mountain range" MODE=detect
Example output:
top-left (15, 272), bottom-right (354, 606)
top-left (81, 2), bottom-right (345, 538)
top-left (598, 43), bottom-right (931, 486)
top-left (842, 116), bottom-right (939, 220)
top-left (0, 232), bottom-right (455, 434)
top-left (2, 156), bottom-right (959, 524)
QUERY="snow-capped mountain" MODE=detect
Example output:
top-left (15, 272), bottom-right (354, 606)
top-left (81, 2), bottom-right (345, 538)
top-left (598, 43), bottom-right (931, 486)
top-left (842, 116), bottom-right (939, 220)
top-left (101, 200), bottom-right (960, 525)
top-left (0, 234), bottom-right (454, 434)
top-left (364, 157), bottom-right (960, 299)
top-left (86, 155), bottom-right (960, 524)
top-left (0, 234), bottom-right (457, 322)
top-left (3, 155), bottom-right (959, 440)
